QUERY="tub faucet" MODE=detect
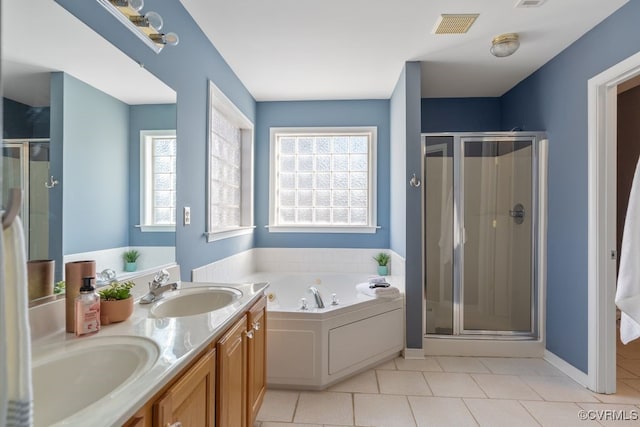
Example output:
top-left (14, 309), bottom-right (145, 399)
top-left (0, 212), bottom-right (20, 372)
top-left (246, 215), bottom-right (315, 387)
top-left (140, 270), bottom-right (179, 304)
top-left (308, 286), bottom-right (325, 309)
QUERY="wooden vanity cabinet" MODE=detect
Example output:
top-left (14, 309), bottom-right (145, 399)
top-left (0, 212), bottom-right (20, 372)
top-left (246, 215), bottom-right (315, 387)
top-left (247, 295), bottom-right (267, 426)
top-left (153, 347), bottom-right (216, 427)
top-left (123, 294), bottom-right (267, 427)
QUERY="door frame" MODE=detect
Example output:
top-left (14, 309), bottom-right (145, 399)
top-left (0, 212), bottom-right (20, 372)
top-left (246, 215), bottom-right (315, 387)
top-left (587, 50), bottom-right (640, 394)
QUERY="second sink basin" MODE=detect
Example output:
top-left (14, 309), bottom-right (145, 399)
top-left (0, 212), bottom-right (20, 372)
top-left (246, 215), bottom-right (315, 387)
top-left (150, 286), bottom-right (243, 318)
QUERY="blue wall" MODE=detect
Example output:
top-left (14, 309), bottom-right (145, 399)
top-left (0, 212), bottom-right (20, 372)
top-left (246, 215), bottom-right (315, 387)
top-left (421, 97), bottom-right (501, 133)
top-left (56, 0), bottom-right (257, 278)
top-left (2, 97), bottom-right (50, 139)
top-left (390, 62), bottom-right (423, 349)
top-left (254, 100), bottom-right (390, 249)
top-left (54, 72), bottom-right (130, 256)
top-left (501, 0), bottom-right (640, 373)
top-left (128, 104), bottom-right (177, 247)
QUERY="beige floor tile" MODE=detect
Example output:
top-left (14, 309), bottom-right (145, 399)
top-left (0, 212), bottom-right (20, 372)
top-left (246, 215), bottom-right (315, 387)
top-left (374, 359), bottom-right (397, 370)
top-left (294, 392), bottom-right (353, 425)
top-left (408, 396), bottom-right (477, 427)
top-left (464, 398), bottom-right (538, 427)
top-left (422, 372), bottom-right (486, 398)
top-left (257, 390), bottom-right (300, 422)
top-left (329, 369), bottom-right (379, 394)
top-left (594, 382), bottom-right (640, 404)
top-left (471, 373), bottom-right (542, 400)
top-left (617, 365), bottom-right (639, 379)
top-left (480, 357), bottom-right (565, 376)
top-left (578, 402), bottom-right (640, 426)
top-left (520, 400), bottom-right (599, 426)
top-left (436, 356), bottom-right (490, 373)
top-left (377, 370), bottom-right (432, 396)
top-left (354, 393), bottom-right (416, 427)
top-left (394, 357), bottom-right (442, 372)
top-left (261, 423), bottom-right (322, 427)
top-left (521, 375), bottom-right (599, 402)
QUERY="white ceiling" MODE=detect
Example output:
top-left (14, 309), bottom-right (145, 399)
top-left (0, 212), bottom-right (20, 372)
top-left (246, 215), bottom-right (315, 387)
top-left (180, 0), bottom-right (628, 101)
top-left (1, 0), bottom-right (176, 107)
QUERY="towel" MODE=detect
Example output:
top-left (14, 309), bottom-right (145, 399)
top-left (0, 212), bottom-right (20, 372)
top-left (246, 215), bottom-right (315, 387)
top-left (616, 156), bottom-right (640, 344)
top-left (356, 282), bottom-right (400, 298)
top-left (368, 276), bottom-right (387, 284)
top-left (0, 216), bottom-right (33, 426)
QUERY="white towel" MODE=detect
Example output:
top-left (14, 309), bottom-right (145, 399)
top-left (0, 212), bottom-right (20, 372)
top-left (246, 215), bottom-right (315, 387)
top-left (0, 216), bottom-right (33, 426)
top-left (356, 282), bottom-right (400, 298)
top-left (616, 156), bottom-right (640, 344)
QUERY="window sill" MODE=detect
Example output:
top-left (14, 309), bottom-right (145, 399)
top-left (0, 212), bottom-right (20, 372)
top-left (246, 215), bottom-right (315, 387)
top-left (266, 225), bottom-right (379, 234)
top-left (136, 225), bottom-right (176, 233)
top-left (205, 226), bottom-right (256, 242)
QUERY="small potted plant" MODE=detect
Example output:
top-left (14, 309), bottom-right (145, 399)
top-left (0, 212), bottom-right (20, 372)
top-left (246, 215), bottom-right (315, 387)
top-left (98, 280), bottom-right (135, 325)
top-left (123, 249), bottom-right (141, 272)
top-left (373, 252), bottom-right (391, 276)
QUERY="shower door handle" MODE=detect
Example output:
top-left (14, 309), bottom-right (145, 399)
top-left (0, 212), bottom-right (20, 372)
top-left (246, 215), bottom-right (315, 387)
top-left (509, 203), bottom-right (525, 224)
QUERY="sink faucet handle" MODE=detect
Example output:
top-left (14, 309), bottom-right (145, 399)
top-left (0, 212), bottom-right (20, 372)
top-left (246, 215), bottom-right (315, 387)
top-left (300, 297), bottom-right (309, 310)
top-left (153, 269), bottom-right (170, 285)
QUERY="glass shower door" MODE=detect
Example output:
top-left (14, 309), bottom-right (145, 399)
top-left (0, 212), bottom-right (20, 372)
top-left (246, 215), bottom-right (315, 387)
top-left (461, 137), bottom-right (533, 334)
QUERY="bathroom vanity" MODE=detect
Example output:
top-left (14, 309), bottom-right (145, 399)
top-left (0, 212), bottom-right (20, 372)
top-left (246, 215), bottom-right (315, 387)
top-left (30, 279), bottom-right (268, 427)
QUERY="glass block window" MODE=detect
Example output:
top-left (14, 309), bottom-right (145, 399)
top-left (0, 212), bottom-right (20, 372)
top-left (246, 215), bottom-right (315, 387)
top-left (140, 130), bottom-right (176, 231)
top-left (206, 81), bottom-right (254, 241)
top-left (269, 127), bottom-right (377, 233)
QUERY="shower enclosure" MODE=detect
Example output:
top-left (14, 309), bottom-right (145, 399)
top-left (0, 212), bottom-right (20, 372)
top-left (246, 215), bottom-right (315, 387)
top-left (2, 139), bottom-right (51, 260)
top-left (423, 132), bottom-right (545, 339)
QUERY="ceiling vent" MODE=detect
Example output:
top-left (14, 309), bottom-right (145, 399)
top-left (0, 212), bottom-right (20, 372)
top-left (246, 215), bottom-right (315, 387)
top-left (433, 14), bottom-right (479, 34)
top-left (515, 0), bottom-right (546, 8)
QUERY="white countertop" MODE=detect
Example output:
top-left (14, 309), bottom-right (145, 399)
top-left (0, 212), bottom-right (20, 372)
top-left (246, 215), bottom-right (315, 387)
top-left (31, 280), bottom-right (269, 427)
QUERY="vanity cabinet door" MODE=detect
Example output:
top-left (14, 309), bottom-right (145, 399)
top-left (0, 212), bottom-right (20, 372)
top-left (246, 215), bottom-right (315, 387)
top-left (153, 348), bottom-right (216, 427)
top-left (217, 314), bottom-right (248, 427)
top-left (247, 295), bottom-right (267, 426)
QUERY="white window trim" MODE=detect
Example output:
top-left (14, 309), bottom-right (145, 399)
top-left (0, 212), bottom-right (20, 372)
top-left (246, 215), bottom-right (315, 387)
top-left (268, 126), bottom-right (378, 233)
top-left (206, 80), bottom-right (255, 242)
top-left (139, 129), bottom-right (176, 232)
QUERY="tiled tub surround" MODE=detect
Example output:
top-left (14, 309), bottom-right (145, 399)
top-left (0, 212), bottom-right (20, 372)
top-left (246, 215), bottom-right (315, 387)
top-left (29, 272), bottom-right (268, 426)
top-left (243, 272), bottom-right (405, 390)
top-left (192, 249), bottom-right (407, 390)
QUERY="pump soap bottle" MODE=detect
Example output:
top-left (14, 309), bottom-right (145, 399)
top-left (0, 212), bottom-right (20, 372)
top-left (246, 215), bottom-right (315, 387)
top-left (75, 276), bottom-right (100, 336)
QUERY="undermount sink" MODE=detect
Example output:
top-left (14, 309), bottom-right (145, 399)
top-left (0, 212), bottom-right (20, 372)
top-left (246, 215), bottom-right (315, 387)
top-left (32, 335), bottom-right (159, 427)
top-left (149, 286), bottom-right (243, 318)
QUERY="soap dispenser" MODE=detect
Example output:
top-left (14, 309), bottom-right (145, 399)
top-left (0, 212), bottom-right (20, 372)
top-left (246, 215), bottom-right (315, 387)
top-left (75, 276), bottom-right (100, 336)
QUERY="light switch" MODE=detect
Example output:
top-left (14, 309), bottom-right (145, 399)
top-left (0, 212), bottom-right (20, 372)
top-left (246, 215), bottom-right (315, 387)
top-left (183, 206), bottom-right (191, 225)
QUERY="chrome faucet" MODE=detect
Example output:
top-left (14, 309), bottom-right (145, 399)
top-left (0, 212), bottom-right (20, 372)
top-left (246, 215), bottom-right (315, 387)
top-left (140, 269), bottom-right (179, 304)
top-left (308, 286), bottom-right (325, 309)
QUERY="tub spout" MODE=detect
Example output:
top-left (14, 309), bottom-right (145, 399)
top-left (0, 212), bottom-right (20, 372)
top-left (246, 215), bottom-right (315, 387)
top-left (308, 286), bottom-right (325, 308)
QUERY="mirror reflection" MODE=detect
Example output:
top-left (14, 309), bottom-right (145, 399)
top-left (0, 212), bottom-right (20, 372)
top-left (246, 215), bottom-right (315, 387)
top-left (2, 0), bottom-right (178, 305)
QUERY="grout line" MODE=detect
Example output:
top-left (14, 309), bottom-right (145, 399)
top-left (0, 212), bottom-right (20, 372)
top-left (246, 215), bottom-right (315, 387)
top-left (516, 400), bottom-right (544, 426)
top-left (403, 394), bottom-right (418, 427)
top-left (468, 372), bottom-right (489, 399)
top-left (461, 397), bottom-right (482, 427)
top-left (351, 392), bottom-right (356, 426)
top-left (291, 391), bottom-right (301, 423)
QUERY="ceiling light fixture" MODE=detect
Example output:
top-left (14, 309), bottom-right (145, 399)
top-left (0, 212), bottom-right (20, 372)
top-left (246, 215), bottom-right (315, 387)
top-left (97, 0), bottom-right (179, 53)
top-left (490, 33), bottom-right (520, 57)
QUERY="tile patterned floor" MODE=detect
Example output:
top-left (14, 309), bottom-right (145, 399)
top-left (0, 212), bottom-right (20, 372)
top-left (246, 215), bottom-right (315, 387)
top-left (255, 354), bottom-right (640, 427)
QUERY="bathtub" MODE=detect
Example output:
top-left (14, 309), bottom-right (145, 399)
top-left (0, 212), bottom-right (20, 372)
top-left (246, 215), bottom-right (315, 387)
top-left (241, 272), bottom-right (405, 390)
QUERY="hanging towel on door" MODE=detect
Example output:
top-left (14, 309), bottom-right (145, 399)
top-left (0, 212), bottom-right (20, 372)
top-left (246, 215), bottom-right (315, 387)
top-left (616, 156), bottom-right (640, 344)
top-left (0, 215), bottom-right (33, 426)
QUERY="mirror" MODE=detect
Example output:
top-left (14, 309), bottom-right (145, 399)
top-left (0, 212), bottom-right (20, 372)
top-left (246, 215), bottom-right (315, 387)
top-left (2, 0), bottom-right (177, 305)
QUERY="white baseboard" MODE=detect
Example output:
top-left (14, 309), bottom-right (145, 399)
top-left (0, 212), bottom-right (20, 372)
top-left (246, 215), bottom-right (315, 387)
top-left (544, 350), bottom-right (589, 388)
top-left (403, 348), bottom-right (425, 359)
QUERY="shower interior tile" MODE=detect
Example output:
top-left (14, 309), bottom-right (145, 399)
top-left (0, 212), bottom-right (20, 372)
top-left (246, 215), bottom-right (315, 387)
top-left (617, 365), bottom-right (639, 379)
top-left (408, 396), bottom-right (477, 427)
top-left (436, 356), bottom-right (490, 373)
